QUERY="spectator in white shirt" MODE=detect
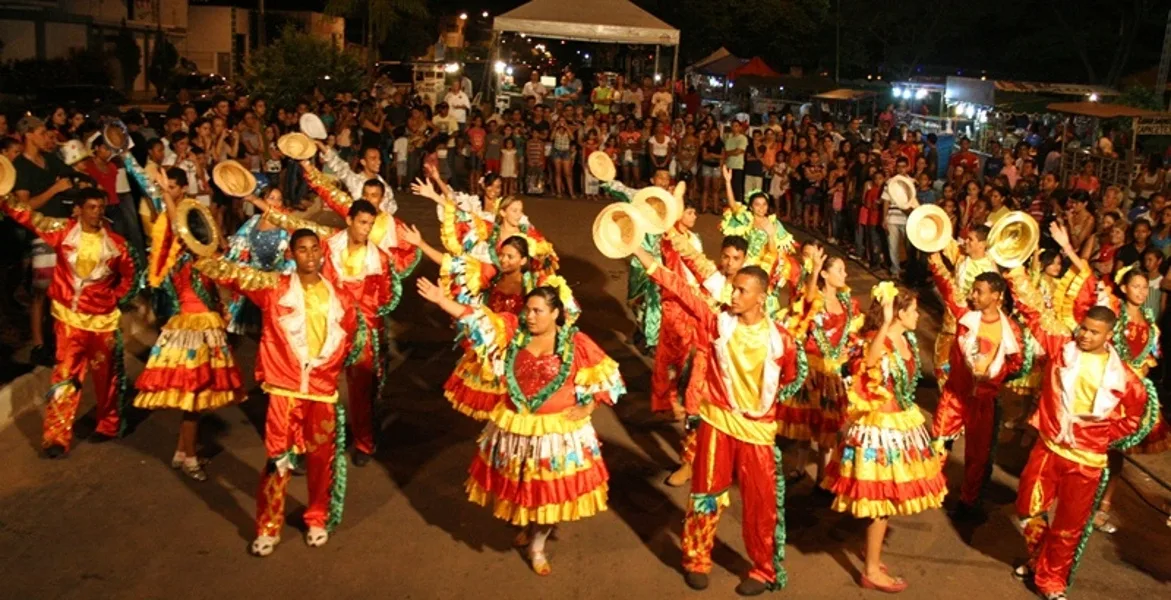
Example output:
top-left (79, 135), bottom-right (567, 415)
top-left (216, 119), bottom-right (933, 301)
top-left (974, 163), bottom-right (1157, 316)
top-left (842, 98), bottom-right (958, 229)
top-left (522, 72), bottom-right (548, 105)
top-left (444, 81), bottom-right (471, 127)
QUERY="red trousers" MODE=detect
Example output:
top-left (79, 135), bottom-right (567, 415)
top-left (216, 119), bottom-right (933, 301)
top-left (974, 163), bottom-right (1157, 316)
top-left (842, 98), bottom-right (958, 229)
top-left (682, 421), bottom-right (783, 586)
top-left (256, 395), bottom-right (344, 537)
top-left (345, 340), bottom-right (377, 454)
top-left (1016, 443), bottom-right (1105, 595)
top-left (932, 386), bottom-right (998, 505)
top-left (43, 322), bottom-right (121, 449)
top-left (651, 301), bottom-right (696, 413)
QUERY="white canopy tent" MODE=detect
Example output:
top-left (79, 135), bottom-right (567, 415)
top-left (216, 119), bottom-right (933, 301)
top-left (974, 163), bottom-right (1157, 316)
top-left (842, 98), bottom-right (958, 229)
top-left (490, 0), bottom-right (681, 97)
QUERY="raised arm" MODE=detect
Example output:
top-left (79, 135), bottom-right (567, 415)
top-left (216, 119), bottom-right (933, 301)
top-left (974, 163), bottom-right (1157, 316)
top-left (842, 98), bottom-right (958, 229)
top-left (193, 256), bottom-right (280, 306)
top-left (0, 193), bottom-right (69, 245)
top-left (123, 154), bottom-right (163, 214)
top-left (633, 247), bottom-right (716, 330)
top-left (400, 224), bottom-right (444, 266)
top-left (666, 229), bottom-right (718, 285)
top-left (254, 199), bottom-right (336, 239)
top-left (301, 159), bottom-right (354, 217)
top-left (722, 164), bottom-right (739, 208)
top-left (1006, 265), bottom-right (1069, 357)
top-left (927, 253), bottom-right (967, 319)
top-left (319, 143), bottom-right (363, 195)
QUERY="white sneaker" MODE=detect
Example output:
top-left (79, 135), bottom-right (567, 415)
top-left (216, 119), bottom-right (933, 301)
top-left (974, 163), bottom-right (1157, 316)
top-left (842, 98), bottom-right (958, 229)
top-left (306, 526), bottom-right (329, 547)
top-left (250, 535), bottom-right (280, 557)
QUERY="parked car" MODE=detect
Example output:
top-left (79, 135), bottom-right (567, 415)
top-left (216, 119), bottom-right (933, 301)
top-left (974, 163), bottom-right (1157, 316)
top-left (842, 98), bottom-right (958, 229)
top-left (26, 84), bottom-right (128, 116)
top-left (158, 72), bottom-right (232, 107)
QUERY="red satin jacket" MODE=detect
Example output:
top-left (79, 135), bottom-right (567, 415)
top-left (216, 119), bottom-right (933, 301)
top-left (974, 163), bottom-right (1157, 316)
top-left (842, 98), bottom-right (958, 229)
top-left (1, 198), bottom-right (135, 316)
top-left (196, 258), bottom-right (357, 400)
top-left (319, 230), bottom-right (393, 324)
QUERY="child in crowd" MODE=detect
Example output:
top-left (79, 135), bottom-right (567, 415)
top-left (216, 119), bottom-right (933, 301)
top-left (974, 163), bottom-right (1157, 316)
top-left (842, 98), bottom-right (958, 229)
top-left (466, 116), bottom-right (486, 191)
top-left (484, 121), bottom-right (503, 175)
top-left (829, 179), bottom-right (845, 244)
top-left (857, 170), bottom-right (885, 267)
top-left (393, 129), bottom-right (409, 191)
top-left (582, 129), bottom-right (601, 200)
top-left (526, 130), bottom-right (547, 195)
top-left (500, 137), bottom-right (519, 197)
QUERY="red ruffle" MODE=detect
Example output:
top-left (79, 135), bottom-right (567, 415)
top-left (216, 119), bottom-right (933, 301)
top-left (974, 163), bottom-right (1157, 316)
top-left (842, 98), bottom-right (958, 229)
top-left (136, 364), bottom-right (242, 393)
top-left (821, 466), bottom-right (948, 503)
top-left (468, 452), bottom-right (610, 508)
top-left (444, 372), bottom-right (505, 416)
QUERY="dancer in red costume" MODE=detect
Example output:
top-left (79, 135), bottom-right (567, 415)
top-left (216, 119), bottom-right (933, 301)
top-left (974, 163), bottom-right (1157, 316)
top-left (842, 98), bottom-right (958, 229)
top-left (927, 254), bottom-right (1024, 517)
top-left (1044, 223), bottom-right (1166, 534)
top-left (778, 247), bottom-right (863, 486)
top-left (416, 277), bottom-right (623, 576)
top-left (195, 229), bottom-right (359, 556)
top-left (821, 283), bottom-right (947, 594)
top-left (1006, 222), bottom-right (1157, 600)
top-left (249, 186), bottom-right (412, 467)
top-left (133, 168), bottom-right (243, 480)
top-left (660, 234), bottom-right (749, 487)
top-left (630, 245), bottom-right (805, 596)
top-left (931, 226), bottom-right (998, 388)
top-left (651, 202), bottom-right (703, 421)
top-left (401, 206), bottom-right (548, 420)
top-left (1, 189), bottom-right (137, 457)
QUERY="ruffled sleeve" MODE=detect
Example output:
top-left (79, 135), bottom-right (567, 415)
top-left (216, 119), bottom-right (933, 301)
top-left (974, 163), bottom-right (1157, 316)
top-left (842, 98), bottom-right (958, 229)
top-left (1060, 268), bottom-right (1098, 327)
top-left (302, 161), bottom-right (354, 217)
top-left (439, 254), bottom-right (496, 306)
top-left (719, 202), bottom-right (752, 238)
top-left (455, 306), bottom-right (519, 380)
top-left (571, 332), bottom-right (625, 406)
top-left (845, 337), bottom-right (897, 419)
top-left (524, 225), bottom-right (560, 275)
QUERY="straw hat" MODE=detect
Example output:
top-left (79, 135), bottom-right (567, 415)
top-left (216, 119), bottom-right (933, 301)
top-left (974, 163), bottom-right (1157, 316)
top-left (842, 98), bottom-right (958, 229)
top-left (212, 160), bottom-right (258, 198)
top-left (593, 203), bottom-right (648, 259)
top-left (102, 120), bottom-right (128, 152)
top-left (59, 139), bottom-right (91, 166)
top-left (277, 132), bottom-right (317, 160)
top-left (886, 174), bottom-right (917, 211)
top-left (906, 204), bottom-right (953, 253)
top-left (0, 155), bottom-right (15, 196)
top-left (631, 186), bottom-right (682, 235)
top-left (299, 113), bottom-right (328, 140)
top-left (587, 151), bottom-right (616, 182)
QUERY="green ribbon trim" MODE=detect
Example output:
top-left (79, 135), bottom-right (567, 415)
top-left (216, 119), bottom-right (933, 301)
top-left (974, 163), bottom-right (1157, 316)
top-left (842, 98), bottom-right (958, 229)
top-left (113, 328), bottom-right (130, 436)
top-left (689, 491), bottom-right (727, 515)
top-left (345, 316), bottom-right (369, 368)
top-left (770, 444), bottom-right (788, 590)
top-left (1069, 466), bottom-right (1110, 588)
top-left (326, 402), bottom-right (348, 532)
top-left (812, 292), bottom-right (854, 363)
top-left (1006, 317), bottom-right (1036, 384)
top-left (1114, 305), bottom-right (1159, 370)
top-left (504, 325), bottom-right (577, 414)
top-left (777, 342), bottom-right (808, 402)
top-left (889, 332), bottom-right (922, 411)
top-left (118, 242), bottom-right (146, 310)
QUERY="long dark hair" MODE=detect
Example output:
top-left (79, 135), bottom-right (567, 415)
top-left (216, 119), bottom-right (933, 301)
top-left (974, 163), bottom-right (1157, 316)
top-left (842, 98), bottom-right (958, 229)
top-left (526, 286), bottom-right (566, 326)
top-left (500, 235), bottom-right (531, 263)
top-left (861, 287), bottom-right (918, 335)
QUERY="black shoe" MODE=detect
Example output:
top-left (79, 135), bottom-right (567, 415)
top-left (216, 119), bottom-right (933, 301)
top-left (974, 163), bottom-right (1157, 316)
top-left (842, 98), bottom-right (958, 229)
top-left (88, 431), bottom-right (117, 444)
top-left (351, 451), bottom-right (372, 467)
top-left (949, 502), bottom-right (984, 523)
top-left (30, 345), bottom-right (55, 366)
top-left (684, 571), bottom-right (709, 591)
top-left (42, 444), bottom-right (67, 459)
top-left (735, 578), bottom-right (767, 596)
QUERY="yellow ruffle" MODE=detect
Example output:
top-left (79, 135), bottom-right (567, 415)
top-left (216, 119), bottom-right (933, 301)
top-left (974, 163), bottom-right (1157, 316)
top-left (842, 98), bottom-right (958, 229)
top-left (846, 363), bottom-right (896, 418)
top-left (163, 311), bottom-right (227, 332)
top-left (835, 447), bottom-right (942, 486)
top-left (476, 452), bottom-right (604, 483)
top-left (452, 352), bottom-right (504, 390)
top-left (145, 345), bottom-right (235, 370)
top-left (851, 407), bottom-right (927, 430)
top-left (466, 479), bottom-right (609, 526)
top-left (486, 403), bottom-right (590, 436)
top-left (51, 301), bottom-right (120, 333)
top-left (831, 492), bottom-right (946, 519)
top-left (133, 389), bottom-right (242, 412)
top-left (574, 355), bottom-right (622, 391)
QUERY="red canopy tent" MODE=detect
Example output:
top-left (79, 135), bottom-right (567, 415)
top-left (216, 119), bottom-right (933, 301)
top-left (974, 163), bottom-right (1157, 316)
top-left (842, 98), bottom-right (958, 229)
top-left (727, 57), bottom-right (782, 81)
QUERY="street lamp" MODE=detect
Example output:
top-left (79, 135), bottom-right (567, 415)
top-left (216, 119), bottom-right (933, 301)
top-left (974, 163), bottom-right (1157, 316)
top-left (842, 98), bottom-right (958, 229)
top-left (459, 13), bottom-right (467, 20)
top-left (482, 11), bottom-right (489, 17)
top-left (494, 61), bottom-right (506, 74)
top-left (445, 63), bottom-right (460, 73)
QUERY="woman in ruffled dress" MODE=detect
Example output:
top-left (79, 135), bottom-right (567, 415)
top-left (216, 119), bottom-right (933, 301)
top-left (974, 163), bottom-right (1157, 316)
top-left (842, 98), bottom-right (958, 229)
top-left (416, 277), bottom-right (624, 576)
top-left (821, 283), bottom-right (947, 593)
top-left (222, 185), bottom-right (294, 334)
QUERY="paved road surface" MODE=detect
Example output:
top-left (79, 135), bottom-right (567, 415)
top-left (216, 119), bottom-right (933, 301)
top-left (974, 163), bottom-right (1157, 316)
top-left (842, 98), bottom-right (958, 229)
top-left (1, 195), bottom-right (1169, 599)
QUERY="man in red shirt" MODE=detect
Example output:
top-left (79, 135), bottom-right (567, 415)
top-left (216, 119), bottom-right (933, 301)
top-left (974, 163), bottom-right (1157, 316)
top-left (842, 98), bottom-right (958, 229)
top-left (947, 137), bottom-right (981, 182)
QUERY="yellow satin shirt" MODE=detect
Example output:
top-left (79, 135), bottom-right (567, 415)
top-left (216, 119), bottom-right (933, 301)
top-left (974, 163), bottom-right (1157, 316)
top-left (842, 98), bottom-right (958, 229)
top-left (728, 319), bottom-right (770, 413)
top-left (343, 244), bottom-right (367, 278)
top-left (75, 231), bottom-right (103, 279)
top-left (304, 280), bottom-right (330, 359)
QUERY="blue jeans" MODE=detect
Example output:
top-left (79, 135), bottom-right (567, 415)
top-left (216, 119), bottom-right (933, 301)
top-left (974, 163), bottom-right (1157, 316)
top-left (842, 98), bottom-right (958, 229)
top-left (855, 224), bottom-right (881, 262)
top-left (886, 221), bottom-right (907, 277)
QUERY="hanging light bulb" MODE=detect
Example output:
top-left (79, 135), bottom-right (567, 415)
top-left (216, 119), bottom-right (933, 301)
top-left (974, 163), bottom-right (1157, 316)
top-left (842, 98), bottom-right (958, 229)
top-left (915, 88), bottom-right (928, 100)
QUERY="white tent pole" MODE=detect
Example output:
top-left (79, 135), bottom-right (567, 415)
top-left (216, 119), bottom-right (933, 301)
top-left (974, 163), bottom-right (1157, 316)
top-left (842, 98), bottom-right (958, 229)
top-left (671, 44), bottom-right (679, 117)
top-left (654, 44), bottom-right (660, 82)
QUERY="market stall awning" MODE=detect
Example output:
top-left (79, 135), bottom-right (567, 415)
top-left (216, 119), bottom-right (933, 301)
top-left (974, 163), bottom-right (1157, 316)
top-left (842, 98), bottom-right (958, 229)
top-left (995, 81), bottom-right (1119, 96)
top-left (728, 57), bottom-right (782, 81)
top-left (813, 88), bottom-right (876, 101)
top-left (493, 0), bottom-right (680, 45)
top-left (690, 47), bottom-right (746, 76)
top-left (1046, 102), bottom-right (1163, 119)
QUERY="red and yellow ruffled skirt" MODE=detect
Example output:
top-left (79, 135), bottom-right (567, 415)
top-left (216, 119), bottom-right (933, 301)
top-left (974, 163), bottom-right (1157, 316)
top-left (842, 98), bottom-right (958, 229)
top-left (776, 367), bottom-right (847, 447)
top-left (134, 311), bottom-right (243, 412)
top-left (466, 403), bottom-right (610, 526)
top-left (445, 347), bottom-right (507, 421)
top-left (821, 408), bottom-right (947, 518)
top-left (1128, 414), bottom-right (1171, 455)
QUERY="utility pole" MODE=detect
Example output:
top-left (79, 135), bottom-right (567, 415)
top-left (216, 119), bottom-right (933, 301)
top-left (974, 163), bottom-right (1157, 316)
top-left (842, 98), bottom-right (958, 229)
top-left (258, 0), bottom-right (266, 47)
top-left (1158, 9), bottom-right (1171, 110)
top-left (834, 0), bottom-right (841, 83)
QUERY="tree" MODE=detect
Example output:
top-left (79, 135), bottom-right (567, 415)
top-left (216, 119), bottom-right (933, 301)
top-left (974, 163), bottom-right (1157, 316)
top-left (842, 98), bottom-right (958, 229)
top-left (114, 25), bottom-right (141, 93)
top-left (147, 29), bottom-right (179, 97)
top-left (325, 0), bottom-right (428, 69)
top-left (245, 25), bottom-right (367, 108)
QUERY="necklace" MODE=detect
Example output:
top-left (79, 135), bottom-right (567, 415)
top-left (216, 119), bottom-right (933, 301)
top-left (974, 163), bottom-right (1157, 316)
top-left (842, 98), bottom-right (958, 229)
top-left (504, 324), bottom-right (577, 413)
top-left (813, 290), bottom-right (853, 363)
top-left (887, 332), bottom-right (921, 411)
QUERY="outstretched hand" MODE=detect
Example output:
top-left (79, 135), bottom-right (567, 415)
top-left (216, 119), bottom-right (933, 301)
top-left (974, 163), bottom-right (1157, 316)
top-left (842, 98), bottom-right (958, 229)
top-left (416, 277), bottom-right (444, 304)
top-left (1049, 221), bottom-right (1071, 251)
top-left (411, 178), bottom-right (443, 203)
top-left (721, 164), bottom-right (732, 182)
top-left (401, 224), bottom-right (423, 247)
